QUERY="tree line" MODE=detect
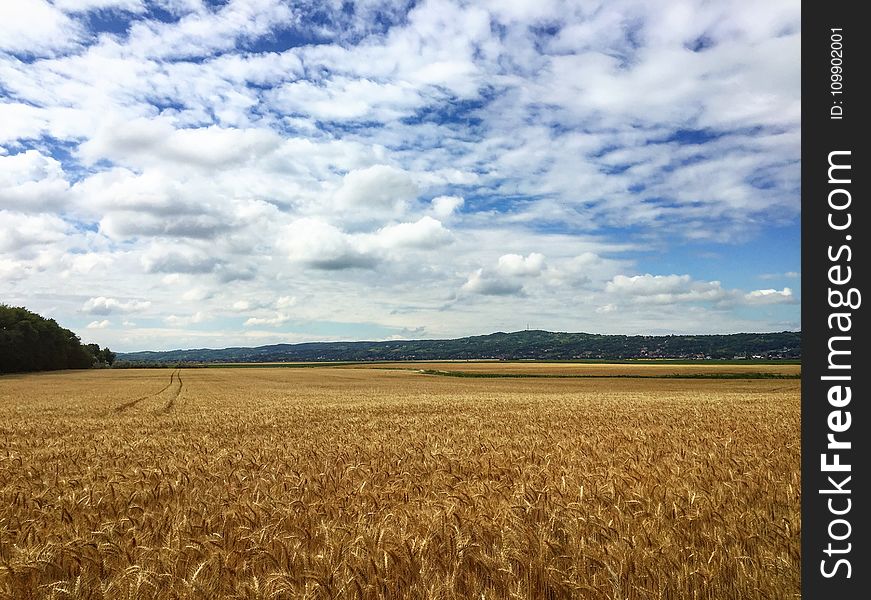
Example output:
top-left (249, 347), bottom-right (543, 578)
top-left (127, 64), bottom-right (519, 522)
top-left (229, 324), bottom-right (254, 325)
top-left (0, 305), bottom-right (115, 374)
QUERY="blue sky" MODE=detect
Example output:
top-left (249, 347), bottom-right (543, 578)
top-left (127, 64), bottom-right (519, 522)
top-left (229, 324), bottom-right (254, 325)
top-left (0, 0), bottom-right (800, 352)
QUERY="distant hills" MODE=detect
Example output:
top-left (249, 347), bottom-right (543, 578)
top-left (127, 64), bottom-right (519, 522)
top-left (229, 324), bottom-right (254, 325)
top-left (117, 330), bottom-right (801, 364)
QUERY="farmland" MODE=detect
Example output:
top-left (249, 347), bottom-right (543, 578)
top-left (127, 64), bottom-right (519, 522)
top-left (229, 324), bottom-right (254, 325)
top-left (0, 365), bottom-right (800, 599)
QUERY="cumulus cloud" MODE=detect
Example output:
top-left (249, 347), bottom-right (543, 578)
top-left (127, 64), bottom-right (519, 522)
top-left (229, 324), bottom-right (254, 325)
top-left (430, 195), bottom-right (464, 219)
top-left (744, 288), bottom-right (796, 304)
top-left (608, 274), bottom-right (695, 296)
top-left (333, 164), bottom-right (419, 216)
top-left (0, 212), bottom-right (70, 255)
top-left (462, 269), bottom-right (525, 296)
top-left (542, 252), bottom-right (624, 288)
top-left (0, 151), bottom-right (70, 212)
top-left (462, 253), bottom-right (545, 296)
top-left (375, 216), bottom-right (452, 249)
top-left (244, 313), bottom-right (291, 327)
top-left (605, 274), bottom-right (728, 304)
top-left (60, 253), bottom-right (114, 278)
top-left (281, 218), bottom-right (378, 270)
top-left (165, 312), bottom-right (207, 326)
top-left (603, 275), bottom-right (798, 309)
top-left (86, 319), bottom-right (111, 329)
top-left (71, 169), bottom-right (246, 241)
top-left (82, 296), bottom-right (151, 315)
top-left (80, 119), bottom-right (283, 170)
top-left (495, 253), bottom-right (545, 277)
top-left (0, 1), bottom-right (82, 55)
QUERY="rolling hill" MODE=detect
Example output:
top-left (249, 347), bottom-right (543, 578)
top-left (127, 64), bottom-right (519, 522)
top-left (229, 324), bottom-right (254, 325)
top-left (117, 330), bottom-right (800, 364)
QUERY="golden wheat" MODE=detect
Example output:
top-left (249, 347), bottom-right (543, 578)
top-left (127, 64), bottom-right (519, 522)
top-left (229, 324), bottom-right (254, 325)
top-left (0, 366), bottom-right (800, 599)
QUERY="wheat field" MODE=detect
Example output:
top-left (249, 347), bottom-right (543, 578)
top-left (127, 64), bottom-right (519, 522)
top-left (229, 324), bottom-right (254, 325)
top-left (0, 366), bottom-right (800, 599)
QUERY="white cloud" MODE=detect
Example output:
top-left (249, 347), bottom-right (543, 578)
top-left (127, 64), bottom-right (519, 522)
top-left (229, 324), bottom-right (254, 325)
top-left (605, 274), bottom-right (728, 304)
top-left (0, 211), bottom-right (70, 255)
top-left (0, 104), bottom-right (52, 145)
top-left (607, 274), bottom-right (695, 296)
top-left (375, 216), bottom-right (452, 249)
top-left (269, 77), bottom-right (423, 122)
top-left (0, 1), bottom-right (82, 55)
top-left (462, 253), bottom-right (545, 296)
top-left (0, 151), bottom-right (70, 212)
top-left (87, 319), bottom-right (111, 329)
top-left (79, 118), bottom-right (282, 169)
top-left (244, 313), bottom-right (291, 327)
top-left (603, 275), bottom-right (798, 309)
top-left (275, 295), bottom-right (296, 309)
top-left (496, 253), bottom-right (545, 277)
top-left (461, 268), bottom-right (524, 296)
top-left (54, 0), bottom-right (145, 13)
top-left (0, 258), bottom-right (28, 282)
top-left (181, 287), bottom-right (213, 302)
top-left (123, 0), bottom-right (295, 60)
top-left (744, 287), bottom-right (796, 305)
top-left (63, 253), bottom-right (113, 276)
top-left (281, 218), bottom-right (378, 270)
top-left (430, 195), bottom-right (464, 218)
top-left (82, 296), bottom-right (151, 315)
top-left (332, 164), bottom-right (419, 216)
top-left (165, 311), bottom-right (207, 326)
top-left (542, 252), bottom-right (623, 288)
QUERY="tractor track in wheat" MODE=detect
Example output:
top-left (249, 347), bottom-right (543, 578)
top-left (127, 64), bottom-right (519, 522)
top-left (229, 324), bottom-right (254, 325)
top-left (160, 370), bottom-right (183, 413)
top-left (113, 369), bottom-right (180, 413)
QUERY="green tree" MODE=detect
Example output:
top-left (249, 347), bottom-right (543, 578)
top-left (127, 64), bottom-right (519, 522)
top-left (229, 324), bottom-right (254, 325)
top-left (100, 348), bottom-right (117, 366)
top-left (0, 305), bottom-right (99, 373)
